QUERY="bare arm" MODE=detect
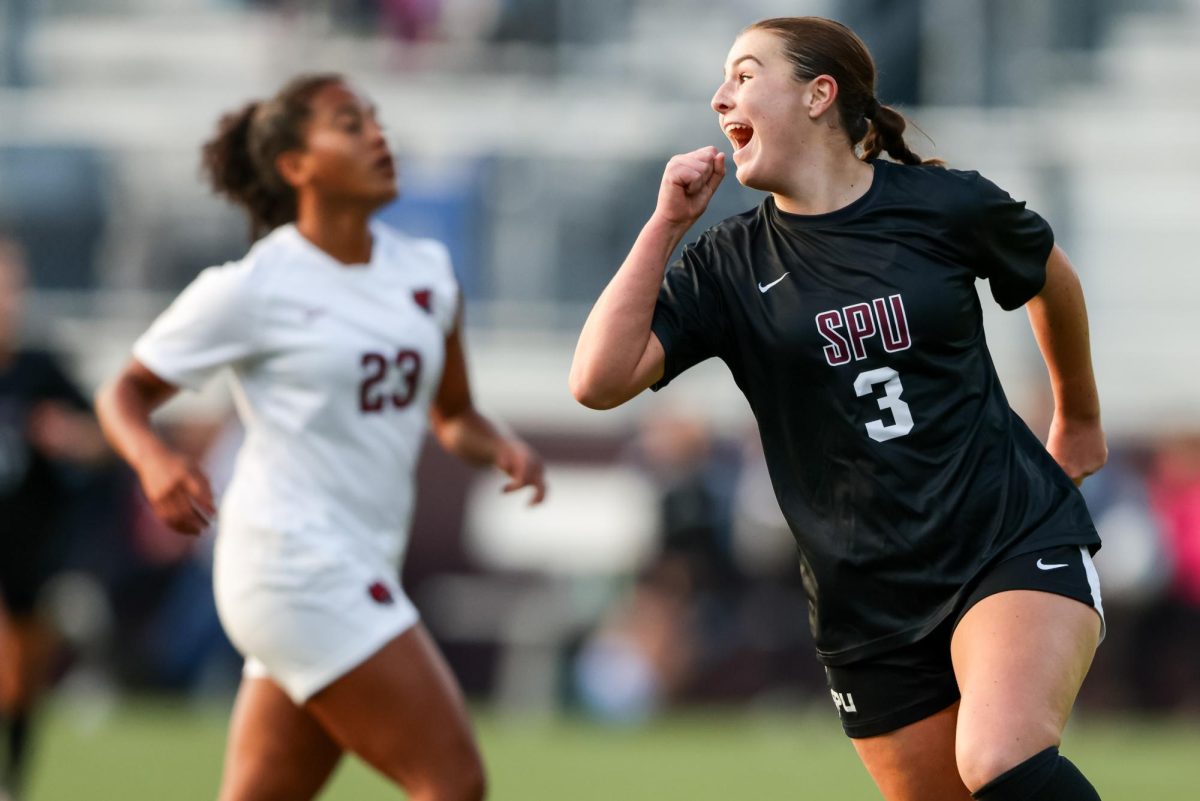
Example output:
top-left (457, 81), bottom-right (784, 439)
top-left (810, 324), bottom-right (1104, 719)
top-left (95, 360), bottom-right (215, 534)
top-left (1025, 245), bottom-right (1106, 484)
top-left (569, 146), bottom-right (725, 409)
top-left (27, 403), bottom-right (109, 465)
top-left (430, 317), bottom-right (546, 504)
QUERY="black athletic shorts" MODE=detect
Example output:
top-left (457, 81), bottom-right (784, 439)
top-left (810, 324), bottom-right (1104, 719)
top-left (824, 543), bottom-right (1105, 739)
top-left (0, 527), bottom-right (71, 616)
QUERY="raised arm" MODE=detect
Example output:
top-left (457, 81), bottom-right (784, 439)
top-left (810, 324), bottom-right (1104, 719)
top-left (95, 360), bottom-right (215, 534)
top-left (1025, 245), bottom-right (1106, 485)
top-left (569, 146), bottom-right (725, 409)
top-left (430, 317), bottom-right (546, 504)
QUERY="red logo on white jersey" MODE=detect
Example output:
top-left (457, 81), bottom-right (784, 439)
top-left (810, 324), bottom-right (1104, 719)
top-left (412, 289), bottom-right (432, 313)
top-left (368, 581), bottom-right (395, 605)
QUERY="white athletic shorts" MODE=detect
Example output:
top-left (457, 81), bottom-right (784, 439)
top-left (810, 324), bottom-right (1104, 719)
top-left (213, 522), bottom-right (419, 704)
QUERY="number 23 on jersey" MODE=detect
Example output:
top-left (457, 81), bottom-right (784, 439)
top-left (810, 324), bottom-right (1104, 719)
top-left (359, 350), bottom-right (422, 412)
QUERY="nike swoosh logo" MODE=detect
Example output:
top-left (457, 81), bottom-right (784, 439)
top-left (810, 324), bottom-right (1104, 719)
top-left (757, 273), bottom-right (790, 293)
top-left (1036, 558), bottom-right (1069, 571)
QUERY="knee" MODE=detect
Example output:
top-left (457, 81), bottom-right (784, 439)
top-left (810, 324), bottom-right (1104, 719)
top-left (956, 727), bottom-right (1060, 792)
top-left (446, 755), bottom-right (487, 801)
top-left (412, 753), bottom-right (487, 801)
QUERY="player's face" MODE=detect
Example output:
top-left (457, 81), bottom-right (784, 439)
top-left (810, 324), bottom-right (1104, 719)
top-left (0, 253), bottom-right (25, 349)
top-left (711, 30), bottom-right (815, 192)
top-left (286, 82), bottom-right (398, 209)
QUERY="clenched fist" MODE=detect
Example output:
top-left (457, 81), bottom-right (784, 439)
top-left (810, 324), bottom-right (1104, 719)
top-left (653, 146), bottom-right (726, 228)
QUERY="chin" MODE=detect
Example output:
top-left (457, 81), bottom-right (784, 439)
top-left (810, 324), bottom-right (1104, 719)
top-left (733, 160), bottom-right (768, 191)
top-left (371, 185), bottom-right (399, 208)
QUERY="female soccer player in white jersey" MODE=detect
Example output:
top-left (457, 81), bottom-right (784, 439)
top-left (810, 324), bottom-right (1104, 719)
top-left (96, 74), bottom-right (545, 801)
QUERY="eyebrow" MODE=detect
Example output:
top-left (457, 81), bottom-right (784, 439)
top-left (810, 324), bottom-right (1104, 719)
top-left (330, 102), bottom-right (379, 122)
top-left (724, 54), bottom-right (763, 76)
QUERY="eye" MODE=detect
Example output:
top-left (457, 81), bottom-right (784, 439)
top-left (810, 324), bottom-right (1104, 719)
top-left (737, 73), bottom-right (751, 84)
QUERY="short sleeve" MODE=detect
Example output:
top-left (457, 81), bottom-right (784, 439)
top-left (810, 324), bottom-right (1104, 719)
top-left (650, 235), bottom-right (727, 390)
top-left (965, 173), bottom-right (1054, 310)
top-left (132, 262), bottom-right (260, 391)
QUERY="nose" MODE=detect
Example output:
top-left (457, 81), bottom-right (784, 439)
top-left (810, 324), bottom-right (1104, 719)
top-left (365, 117), bottom-right (387, 148)
top-left (711, 80), bottom-right (734, 115)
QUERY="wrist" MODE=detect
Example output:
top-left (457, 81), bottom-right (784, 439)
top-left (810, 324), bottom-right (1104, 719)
top-left (1054, 408), bottom-right (1102, 427)
top-left (646, 212), bottom-right (694, 242)
top-left (132, 437), bottom-right (176, 477)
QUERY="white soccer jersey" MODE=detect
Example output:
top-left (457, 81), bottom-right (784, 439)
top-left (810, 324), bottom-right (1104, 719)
top-left (134, 221), bottom-right (459, 569)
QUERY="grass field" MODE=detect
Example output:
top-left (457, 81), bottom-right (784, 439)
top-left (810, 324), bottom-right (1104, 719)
top-left (25, 698), bottom-right (1200, 800)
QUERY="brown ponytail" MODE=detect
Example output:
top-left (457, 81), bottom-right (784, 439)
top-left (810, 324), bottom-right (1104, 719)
top-left (861, 101), bottom-right (929, 165)
top-left (747, 17), bottom-right (942, 167)
top-left (200, 73), bottom-right (344, 240)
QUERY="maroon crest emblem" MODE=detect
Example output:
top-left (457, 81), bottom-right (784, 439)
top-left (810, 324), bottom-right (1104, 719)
top-left (368, 581), bottom-right (395, 605)
top-left (412, 289), bottom-right (432, 314)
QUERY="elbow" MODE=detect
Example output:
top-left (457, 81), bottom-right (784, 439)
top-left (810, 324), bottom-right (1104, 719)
top-left (568, 372), bottom-right (626, 411)
top-left (93, 379), bottom-right (117, 428)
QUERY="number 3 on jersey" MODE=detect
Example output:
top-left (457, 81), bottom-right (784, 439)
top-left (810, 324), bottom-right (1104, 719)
top-left (853, 367), bottom-right (913, 442)
top-left (360, 350), bottom-right (422, 412)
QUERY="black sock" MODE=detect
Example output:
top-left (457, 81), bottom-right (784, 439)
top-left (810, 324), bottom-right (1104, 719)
top-left (972, 746), bottom-right (1100, 800)
top-left (3, 710), bottom-right (31, 795)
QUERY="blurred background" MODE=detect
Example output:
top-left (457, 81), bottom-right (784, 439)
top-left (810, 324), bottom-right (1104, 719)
top-left (2, 0), bottom-right (1199, 798)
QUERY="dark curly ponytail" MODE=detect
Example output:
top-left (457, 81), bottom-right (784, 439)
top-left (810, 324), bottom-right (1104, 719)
top-left (201, 73), bottom-right (344, 240)
top-left (748, 17), bottom-right (942, 167)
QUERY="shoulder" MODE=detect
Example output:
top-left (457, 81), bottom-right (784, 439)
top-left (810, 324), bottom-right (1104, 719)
top-left (188, 227), bottom-right (299, 301)
top-left (878, 161), bottom-right (1006, 225)
top-left (371, 221), bottom-right (450, 264)
top-left (682, 205), bottom-right (763, 265)
top-left (15, 348), bottom-right (67, 379)
top-left (878, 160), bottom-right (982, 198)
top-left (370, 221), bottom-right (456, 284)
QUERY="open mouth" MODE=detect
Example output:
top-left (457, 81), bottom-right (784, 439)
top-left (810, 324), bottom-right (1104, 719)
top-left (374, 154), bottom-right (395, 175)
top-left (725, 122), bottom-right (754, 151)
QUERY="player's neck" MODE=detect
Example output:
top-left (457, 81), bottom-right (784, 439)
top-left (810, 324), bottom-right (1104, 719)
top-left (294, 202), bottom-right (375, 266)
top-left (772, 148), bottom-right (875, 217)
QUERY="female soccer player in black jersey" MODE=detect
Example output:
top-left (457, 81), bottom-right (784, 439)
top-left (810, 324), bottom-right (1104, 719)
top-left (571, 17), bottom-right (1106, 801)
top-left (0, 240), bottom-right (109, 799)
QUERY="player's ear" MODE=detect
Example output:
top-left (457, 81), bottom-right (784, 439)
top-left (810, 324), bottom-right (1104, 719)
top-left (806, 74), bottom-right (839, 120)
top-left (275, 149), bottom-right (311, 190)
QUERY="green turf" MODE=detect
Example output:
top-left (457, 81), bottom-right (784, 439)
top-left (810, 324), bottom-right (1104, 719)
top-left (25, 698), bottom-right (1200, 800)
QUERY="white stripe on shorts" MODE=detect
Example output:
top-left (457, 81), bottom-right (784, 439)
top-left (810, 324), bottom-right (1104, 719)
top-left (1079, 546), bottom-right (1106, 643)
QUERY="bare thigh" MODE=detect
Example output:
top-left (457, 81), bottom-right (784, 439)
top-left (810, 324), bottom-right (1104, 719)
top-left (0, 615), bottom-right (58, 712)
top-left (951, 590), bottom-right (1101, 792)
top-left (304, 623), bottom-right (485, 801)
top-left (217, 676), bottom-right (343, 801)
top-left (851, 702), bottom-right (973, 801)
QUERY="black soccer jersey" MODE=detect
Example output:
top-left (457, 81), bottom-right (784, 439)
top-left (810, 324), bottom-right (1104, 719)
top-left (0, 349), bottom-right (90, 542)
top-left (650, 159), bottom-right (1100, 666)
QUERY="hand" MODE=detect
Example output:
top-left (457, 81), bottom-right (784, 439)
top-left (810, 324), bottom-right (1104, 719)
top-left (495, 438), bottom-right (546, 505)
top-left (653, 146), bottom-right (726, 228)
top-left (1046, 414), bottom-right (1107, 486)
top-left (135, 447), bottom-right (216, 535)
top-left (27, 402), bottom-right (104, 462)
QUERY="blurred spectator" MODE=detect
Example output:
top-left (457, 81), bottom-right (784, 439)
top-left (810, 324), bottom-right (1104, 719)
top-left (104, 413), bottom-right (241, 695)
top-left (574, 407), bottom-right (740, 721)
top-left (1130, 435), bottom-right (1200, 712)
top-left (1076, 448), bottom-right (1169, 710)
top-left (0, 0), bottom-right (33, 87)
top-left (381, 0), bottom-right (444, 41)
top-left (0, 239), bottom-right (108, 799)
